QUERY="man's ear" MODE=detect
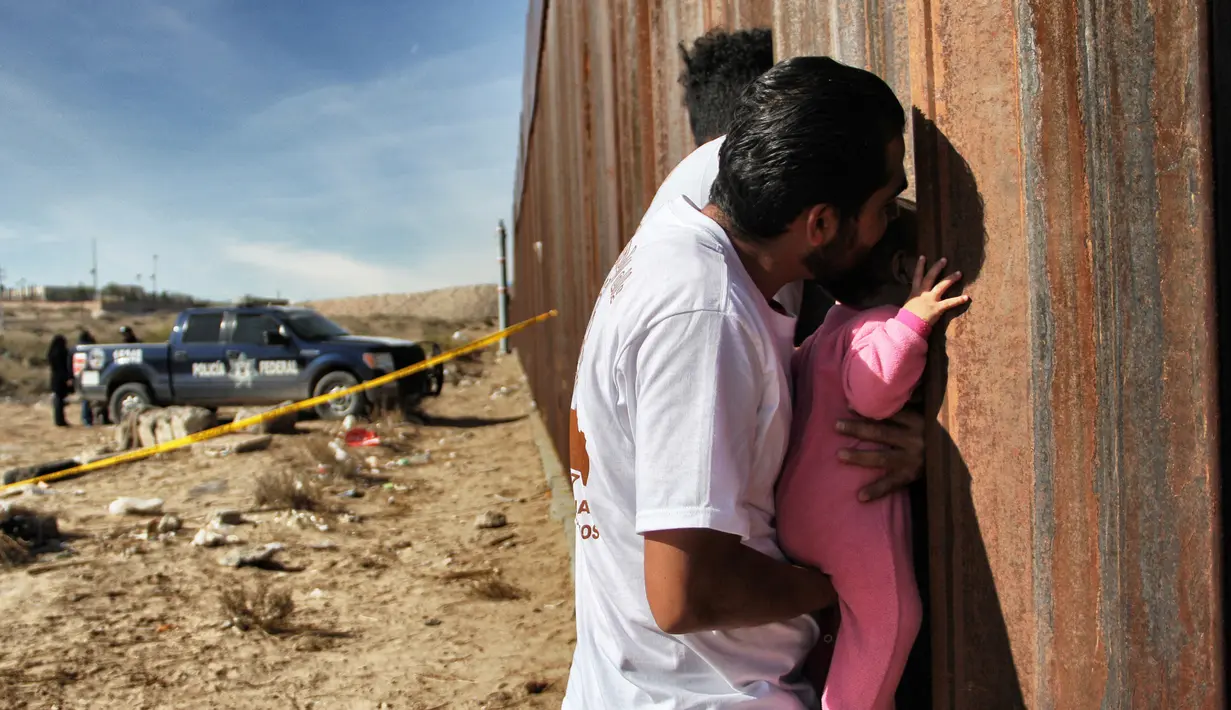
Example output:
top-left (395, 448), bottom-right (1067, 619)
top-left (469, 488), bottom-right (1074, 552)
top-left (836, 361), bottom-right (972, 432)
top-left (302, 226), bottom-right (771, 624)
top-left (805, 204), bottom-right (840, 248)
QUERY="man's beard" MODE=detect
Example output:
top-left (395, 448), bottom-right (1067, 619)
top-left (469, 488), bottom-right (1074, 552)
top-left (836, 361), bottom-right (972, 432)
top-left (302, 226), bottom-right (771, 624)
top-left (802, 220), bottom-right (877, 305)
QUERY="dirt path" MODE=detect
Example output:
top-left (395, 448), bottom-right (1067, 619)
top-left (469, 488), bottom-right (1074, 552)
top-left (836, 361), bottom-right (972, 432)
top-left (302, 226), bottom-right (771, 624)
top-left (0, 354), bottom-right (574, 709)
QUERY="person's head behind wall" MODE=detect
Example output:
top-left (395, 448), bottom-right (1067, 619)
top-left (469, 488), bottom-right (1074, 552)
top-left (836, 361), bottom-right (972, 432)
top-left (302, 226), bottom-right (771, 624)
top-left (679, 28), bottom-right (774, 147)
top-left (710, 56), bottom-right (908, 293)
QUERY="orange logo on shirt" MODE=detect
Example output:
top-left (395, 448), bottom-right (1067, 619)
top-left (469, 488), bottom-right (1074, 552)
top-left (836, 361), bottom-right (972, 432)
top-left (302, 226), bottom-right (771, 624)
top-left (569, 408), bottom-right (591, 487)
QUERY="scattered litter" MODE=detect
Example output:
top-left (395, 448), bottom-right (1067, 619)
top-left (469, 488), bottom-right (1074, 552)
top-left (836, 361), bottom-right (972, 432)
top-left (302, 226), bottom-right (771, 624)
top-left (219, 542), bottom-right (285, 569)
top-left (109, 497), bottom-right (164, 516)
top-left (276, 510), bottom-right (331, 532)
top-left (339, 489), bottom-right (364, 499)
top-left (327, 440), bottom-right (350, 462)
top-left (309, 588), bottom-right (326, 599)
top-left (344, 428), bottom-right (381, 447)
top-left (342, 415), bottom-right (358, 431)
top-left (365, 455), bottom-right (379, 468)
top-left (474, 511), bottom-right (508, 530)
top-left (307, 540), bottom-right (337, 550)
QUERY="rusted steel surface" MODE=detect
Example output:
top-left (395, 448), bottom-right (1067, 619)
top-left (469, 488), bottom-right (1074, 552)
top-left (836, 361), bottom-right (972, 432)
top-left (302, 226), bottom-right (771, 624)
top-left (512, 0), bottom-right (772, 461)
top-left (512, 0), bottom-right (1222, 706)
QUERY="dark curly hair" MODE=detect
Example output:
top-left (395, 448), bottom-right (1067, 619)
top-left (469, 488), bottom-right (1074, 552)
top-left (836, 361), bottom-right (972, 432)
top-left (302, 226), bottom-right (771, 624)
top-left (679, 28), bottom-right (774, 146)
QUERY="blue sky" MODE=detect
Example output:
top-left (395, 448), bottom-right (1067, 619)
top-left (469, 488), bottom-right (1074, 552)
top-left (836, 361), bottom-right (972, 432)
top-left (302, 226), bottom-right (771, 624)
top-left (0, 0), bottom-right (527, 300)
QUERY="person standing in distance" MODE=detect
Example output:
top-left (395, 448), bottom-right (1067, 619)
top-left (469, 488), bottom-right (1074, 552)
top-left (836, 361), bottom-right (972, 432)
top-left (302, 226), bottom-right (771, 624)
top-left (564, 57), bottom-right (911, 708)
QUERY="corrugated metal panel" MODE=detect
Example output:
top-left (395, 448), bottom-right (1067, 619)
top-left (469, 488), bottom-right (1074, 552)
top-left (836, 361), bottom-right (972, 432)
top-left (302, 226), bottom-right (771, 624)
top-left (512, 0), bottom-right (772, 462)
top-left (511, 1), bottom-right (1223, 706)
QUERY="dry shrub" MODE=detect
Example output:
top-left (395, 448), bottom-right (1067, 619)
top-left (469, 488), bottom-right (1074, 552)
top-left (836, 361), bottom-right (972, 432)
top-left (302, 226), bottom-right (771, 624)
top-left (470, 578), bottom-right (524, 601)
top-left (220, 581), bottom-right (295, 633)
top-left (0, 532), bottom-right (31, 567)
top-left (253, 469), bottom-right (321, 511)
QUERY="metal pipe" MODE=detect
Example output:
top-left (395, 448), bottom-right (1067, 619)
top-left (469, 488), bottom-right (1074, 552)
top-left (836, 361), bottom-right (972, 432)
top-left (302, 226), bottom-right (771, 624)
top-left (497, 220), bottom-right (510, 354)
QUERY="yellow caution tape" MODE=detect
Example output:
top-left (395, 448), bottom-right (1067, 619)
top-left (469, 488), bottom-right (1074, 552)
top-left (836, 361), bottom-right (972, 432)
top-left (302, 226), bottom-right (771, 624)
top-left (0, 310), bottom-right (557, 495)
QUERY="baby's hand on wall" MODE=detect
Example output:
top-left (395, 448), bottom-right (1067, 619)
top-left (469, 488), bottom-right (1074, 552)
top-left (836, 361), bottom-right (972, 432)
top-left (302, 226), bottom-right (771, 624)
top-left (903, 256), bottom-right (970, 325)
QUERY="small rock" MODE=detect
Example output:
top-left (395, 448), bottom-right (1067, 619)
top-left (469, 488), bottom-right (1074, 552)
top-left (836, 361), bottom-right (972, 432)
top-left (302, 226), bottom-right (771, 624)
top-left (156, 515), bottom-right (182, 534)
top-left (234, 402), bottom-right (297, 435)
top-left (108, 497), bottom-right (164, 516)
top-left (196, 434), bottom-right (273, 457)
top-left (309, 588), bottom-right (325, 599)
top-left (424, 618), bottom-right (442, 627)
top-left (213, 510), bottom-right (244, 526)
top-left (192, 529), bottom-right (226, 547)
top-left (308, 540), bottom-right (337, 550)
top-left (474, 511), bottom-right (508, 530)
top-left (218, 543), bottom-right (284, 568)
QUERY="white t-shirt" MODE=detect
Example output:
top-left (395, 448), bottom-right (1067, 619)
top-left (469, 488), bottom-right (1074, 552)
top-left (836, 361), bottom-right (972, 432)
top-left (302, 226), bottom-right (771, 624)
top-left (563, 197), bottom-right (819, 709)
top-left (642, 136), bottom-right (804, 318)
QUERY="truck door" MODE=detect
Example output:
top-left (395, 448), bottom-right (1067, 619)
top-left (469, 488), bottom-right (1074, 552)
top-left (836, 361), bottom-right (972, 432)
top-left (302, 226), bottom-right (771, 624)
top-left (228, 312), bottom-right (303, 404)
top-left (169, 312), bottom-right (229, 405)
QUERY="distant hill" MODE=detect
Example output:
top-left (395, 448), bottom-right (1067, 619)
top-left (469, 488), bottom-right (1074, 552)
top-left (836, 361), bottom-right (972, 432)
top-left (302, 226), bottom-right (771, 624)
top-left (302, 284), bottom-right (498, 324)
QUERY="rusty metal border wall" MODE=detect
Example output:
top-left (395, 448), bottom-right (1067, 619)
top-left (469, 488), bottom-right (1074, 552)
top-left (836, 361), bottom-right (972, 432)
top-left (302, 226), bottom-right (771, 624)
top-left (510, 1), bottom-right (1223, 706)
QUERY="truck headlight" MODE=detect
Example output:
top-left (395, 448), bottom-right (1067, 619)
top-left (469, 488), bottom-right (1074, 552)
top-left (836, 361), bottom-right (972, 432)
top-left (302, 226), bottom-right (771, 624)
top-left (362, 352), bottom-right (395, 372)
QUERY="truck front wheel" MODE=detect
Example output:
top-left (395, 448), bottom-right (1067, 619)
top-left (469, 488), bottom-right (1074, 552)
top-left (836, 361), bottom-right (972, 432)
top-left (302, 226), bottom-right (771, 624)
top-left (313, 371), bottom-right (366, 421)
top-left (109, 382), bottom-right (153, 422)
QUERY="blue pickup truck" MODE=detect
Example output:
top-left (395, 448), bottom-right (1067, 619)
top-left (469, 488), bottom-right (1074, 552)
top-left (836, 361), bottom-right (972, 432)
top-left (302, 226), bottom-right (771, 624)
top-left (73, 306), bottom-right (444, 422)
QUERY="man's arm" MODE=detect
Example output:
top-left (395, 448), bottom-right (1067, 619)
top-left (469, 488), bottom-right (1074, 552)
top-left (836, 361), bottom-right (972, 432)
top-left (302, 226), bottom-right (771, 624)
top-left (643, 528), bottom-right (835, 634)
top-left (625, 310), bottom-right (832, 635)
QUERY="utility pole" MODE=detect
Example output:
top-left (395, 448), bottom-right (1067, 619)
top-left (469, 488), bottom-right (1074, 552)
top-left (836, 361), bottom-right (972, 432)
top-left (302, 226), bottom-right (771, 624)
top-left (496, 220), bottom-right (510, 354)
top-left (90, 239), bottom-right (99, 301)
top-left (0, 266), bottom-right (5, 333)
top-left (152, 254), bottom-right (158, 299)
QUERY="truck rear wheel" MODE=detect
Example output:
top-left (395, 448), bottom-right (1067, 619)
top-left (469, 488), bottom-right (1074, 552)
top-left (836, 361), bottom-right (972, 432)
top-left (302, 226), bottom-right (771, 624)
top-left (109, 382), bottom-right (153, 422)
top-left (313, 371), bottom-right (366, 421)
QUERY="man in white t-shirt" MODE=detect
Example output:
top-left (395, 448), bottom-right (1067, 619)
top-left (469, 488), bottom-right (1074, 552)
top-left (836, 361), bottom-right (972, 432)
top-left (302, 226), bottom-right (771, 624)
top-left (564, 56), bottom-right (912, 708)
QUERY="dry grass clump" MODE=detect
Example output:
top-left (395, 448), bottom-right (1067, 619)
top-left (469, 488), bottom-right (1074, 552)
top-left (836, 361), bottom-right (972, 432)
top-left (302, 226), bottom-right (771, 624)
top-left (253, 469), bottom-right (322, 511)
top-left (220, 582), bottom-right (295, 633)
top-left (470, 578), bottom-right (524, 601)
top-left (0, 532), bottom-right (32, 567)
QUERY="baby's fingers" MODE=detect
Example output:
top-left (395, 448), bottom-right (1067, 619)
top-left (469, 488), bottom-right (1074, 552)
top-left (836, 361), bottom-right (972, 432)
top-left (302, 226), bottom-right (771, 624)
top-left (911, 255), bottom-right (926, 292)
top-left (921, 257), bottom-right (947, 290)
top-left (939, 294), bottom-right (972, 312)
top-left (931, 269), bottom-right (963, 296)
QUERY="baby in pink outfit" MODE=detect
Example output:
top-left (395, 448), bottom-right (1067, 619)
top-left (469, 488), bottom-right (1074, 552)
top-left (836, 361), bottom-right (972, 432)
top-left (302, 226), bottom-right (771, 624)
top-left (776, 233), bottom-right (969, 709)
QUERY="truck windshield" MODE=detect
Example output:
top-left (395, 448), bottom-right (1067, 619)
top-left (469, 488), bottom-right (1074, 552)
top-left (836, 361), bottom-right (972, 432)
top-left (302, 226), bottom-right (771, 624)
top-left (285, 312), bottom-right (350, 341)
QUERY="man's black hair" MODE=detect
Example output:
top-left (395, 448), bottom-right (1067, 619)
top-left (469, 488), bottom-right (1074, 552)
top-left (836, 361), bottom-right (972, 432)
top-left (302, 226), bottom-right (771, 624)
top-left (679, 28), bottom-right (774, 147)
top-left (709, 56), bottom-right (906, 242)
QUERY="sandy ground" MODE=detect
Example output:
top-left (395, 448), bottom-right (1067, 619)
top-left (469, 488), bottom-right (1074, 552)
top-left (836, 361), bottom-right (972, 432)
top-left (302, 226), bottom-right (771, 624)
top-left (0, 353), bottom-right (575, 709)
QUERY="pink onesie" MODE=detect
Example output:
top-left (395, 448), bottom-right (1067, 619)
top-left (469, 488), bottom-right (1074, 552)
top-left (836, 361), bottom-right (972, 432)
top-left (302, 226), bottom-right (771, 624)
top-left (776, 304), bottom-right (929, 710)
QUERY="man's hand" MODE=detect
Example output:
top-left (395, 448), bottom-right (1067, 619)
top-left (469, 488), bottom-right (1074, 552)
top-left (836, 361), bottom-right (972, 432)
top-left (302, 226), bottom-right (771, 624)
top-left (835, 409), bottom-right (925, 502)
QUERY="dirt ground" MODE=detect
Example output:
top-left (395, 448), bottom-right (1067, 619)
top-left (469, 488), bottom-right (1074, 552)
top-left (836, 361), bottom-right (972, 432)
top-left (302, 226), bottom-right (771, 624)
top-left (0, 350), bottom-right (575, 709)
